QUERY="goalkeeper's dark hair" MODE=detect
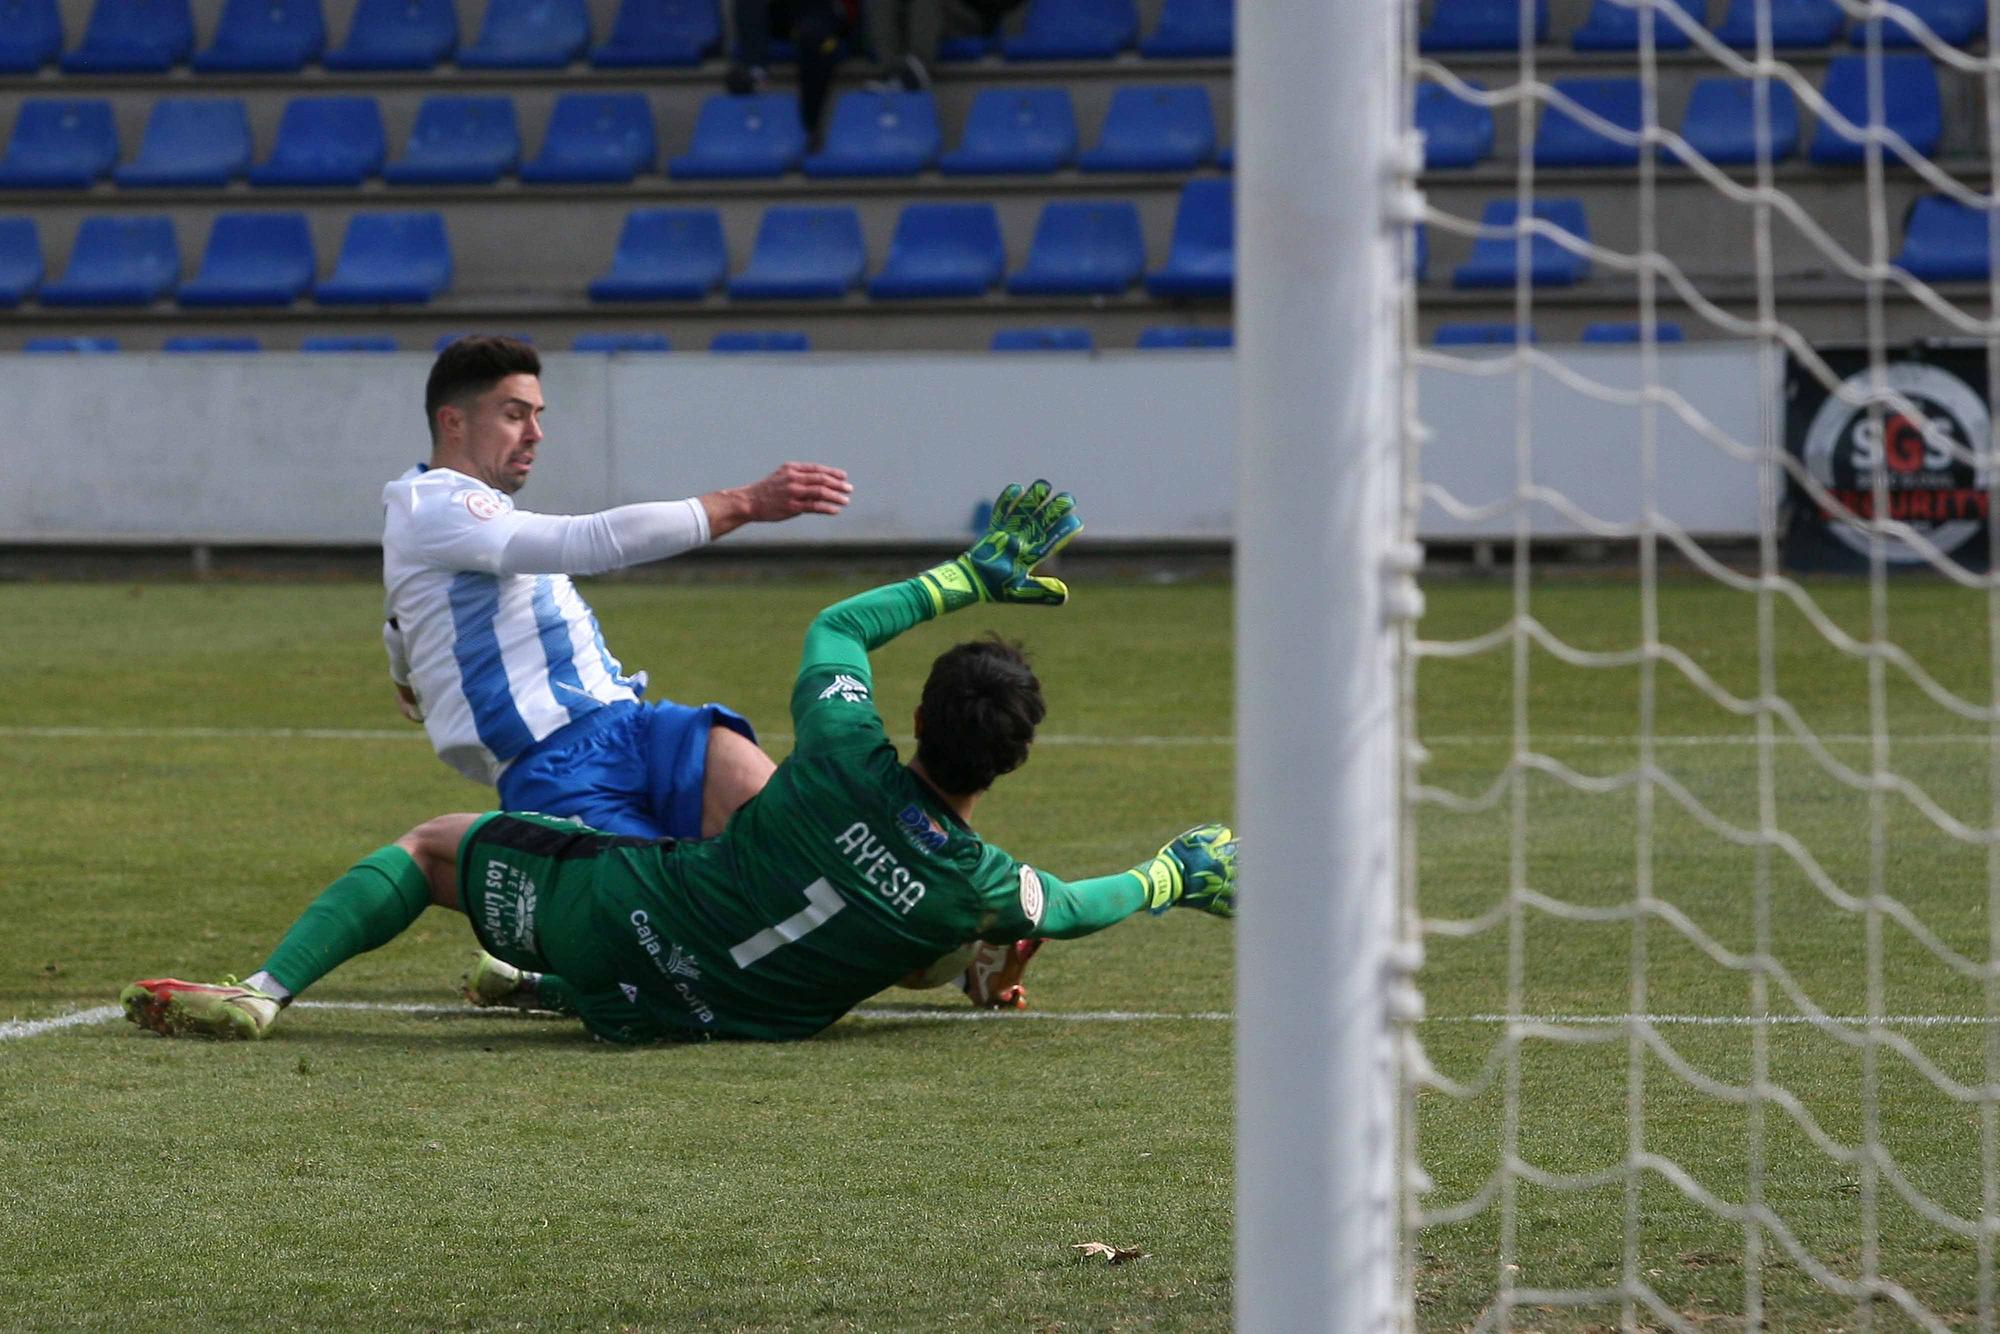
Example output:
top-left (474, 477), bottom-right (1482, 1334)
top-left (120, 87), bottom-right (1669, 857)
top-left (916, 636), bottom-right (1046, 796)
top-left (425, 336), bottom-right (540, 439)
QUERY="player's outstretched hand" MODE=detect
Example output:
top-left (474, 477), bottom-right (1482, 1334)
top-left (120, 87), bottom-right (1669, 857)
top-left (742, 462), bottom-right (854, 522)
top-left (960, 480), bottom-right (1083, 606)
top-left (1138, 823), bottom-right (1238, 918)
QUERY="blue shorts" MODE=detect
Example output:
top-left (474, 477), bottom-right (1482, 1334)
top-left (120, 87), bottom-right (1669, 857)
top-left (495, 698), bottom-right (756, 840)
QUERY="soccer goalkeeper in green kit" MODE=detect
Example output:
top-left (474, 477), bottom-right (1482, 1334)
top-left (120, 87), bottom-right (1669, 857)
top-left (121, 481), bottom-right (1238, 1044)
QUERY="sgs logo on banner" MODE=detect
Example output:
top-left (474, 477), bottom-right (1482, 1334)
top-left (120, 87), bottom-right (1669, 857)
top-left (1801, 361), bottom-right (1993, 564)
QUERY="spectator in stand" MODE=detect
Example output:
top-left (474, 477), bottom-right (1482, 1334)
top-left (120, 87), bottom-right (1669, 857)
top-left (726, 0), bottom-right (861, 148)
top-left (867, 0), bottom-right (1026, 92)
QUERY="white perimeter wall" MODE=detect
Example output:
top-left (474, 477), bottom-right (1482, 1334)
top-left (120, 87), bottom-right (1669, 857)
top-left (0, 346), bottom-right (1766, 546)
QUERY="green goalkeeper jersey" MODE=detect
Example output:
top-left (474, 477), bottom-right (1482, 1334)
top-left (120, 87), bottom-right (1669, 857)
top-left (565, 576), bottom-right (1149, 1043)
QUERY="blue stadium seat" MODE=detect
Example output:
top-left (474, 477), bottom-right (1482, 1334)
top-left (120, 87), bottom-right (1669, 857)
top-left (323, 0), bottom-right (456, 69)
top-left (1419, 0), bottom-right (1549, 50)
top-left (0, 217), bottom-right (42, 306)
top-left (1809, 55), bottom-right (1942, 165)
top-left (1581, 321), bottom-right (1684, 342)
top-left (1003, 0), bottom-right (1137, 58)
top-left (711, 330), bottom-right (808, 351)
top-left (62, 0), bottom-right (192, 70)
top-left (1435, 322), bottom-right (1535, 345)
top-left (250, 97), bottom-right (387, 187)
top-left (25, 336), bottom-right (118, 352)
top-left (592, 0), bottom-right (718, 65)
top-left (573, 331), bottom-right (671, 351)
top-left (1895, 195), bottom-right (1993, 281)
top-left (936, 33), bottom-right (992, 60)
top-left (115, 99), bottom-right (253, 188)
top-left (1571, 0), bottom-right (1705, 49)
top-left (301, 334), bottom-right (397, 351)
top-left (1146, 178), bottom-right (1233, 297)
top-left (193, 0), bottom-right (323, 70)
top-left (868, 203), bottom-right (1004, 299)
top-left (1669, 77), bottom-right (1798, 166)
top-left (1079, 85), bottom-right (1216, 172)
top-left (458, 0), bottom-right (588, 68)
top-left (667, 94), bottom-right (806, 179)
top-left (384, 97), bottom-right (520, 185)
top-left (1140, 0), bottom-right (1231, 56)
top-left (1413, 223), bottom-right (1429, 281)
top-left (588, 207), bottom-right (727, 300)
top-left (164, 336), bottom-right (261, 352)
top-left (314, 212), bottom-right (451, 304)
top-left (1453, 198), bottom-right (1591, 287)
top-left (1007, 201), bottom-right (1145, 296)
top-left (0, 100), bottom-right (117, 189)
top-left (1712, 0), bottom-right (1842, 46)
top-left (1138, 325), bottom-right (1230, 348)
top-left (178, 212), bottom-right (314, 307)
top-left (992, 327), bottom-right (1095, 351)
top-left (1536, 78), bottom-right (1642, 168)
top-left (0, 0), bottom-right (63, 72)
top-left (803, 91), bottom-right (940, 177)
top-left (1851, 0), bottom-right (1981, 45)
top-left (434, 331), bottom-right (531, 350)
top-left (40, 216), bottom-right (178, 306)
top-left (1417, 81), bottom-right (1494, 169)
top-left (727, 206), bottom-right (865, 300)
top-left (939, 88), bottom-right (1077, 175)
top-left (520, 93), bottom-right (656, 183)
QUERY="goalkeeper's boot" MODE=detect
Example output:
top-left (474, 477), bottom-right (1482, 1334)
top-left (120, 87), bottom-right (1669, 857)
top-left (960, 938), bottom-right (1045, 1010)
top-left (120, 978), bottom-right (278, 1041)
top-left (460, 951), bottom-right (541, 1011)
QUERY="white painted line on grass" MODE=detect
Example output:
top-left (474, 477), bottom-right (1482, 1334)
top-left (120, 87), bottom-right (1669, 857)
top-left (0, 1005), bottom-right (122, 1040)
top-left (1424, 733), bottom-right (2000, 748)
top-left (1432, 1013), bottom-right (2000, 1027)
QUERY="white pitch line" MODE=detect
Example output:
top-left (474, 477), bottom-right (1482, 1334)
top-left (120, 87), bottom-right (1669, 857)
top-left (0, 725), bottom-right (1230, 748)
top-left (1424, 733), bottom-right (2000, 748)
top-left (0, 1005), bottom-right (123, 1040)
top-left (1432, 1013), bottom-right (2000, 1027)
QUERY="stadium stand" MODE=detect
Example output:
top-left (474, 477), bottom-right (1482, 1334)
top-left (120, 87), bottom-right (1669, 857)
top-left (1570, 0), bottom-right (1704, 48)
top-left (1711, 0), bottom-right (1842, 45)
top-left (727, 206), bottom-right (866, 299)
top-left (457, 0), bottom-right (590, 68)
top-left (313, 212), bottom-right (451, 304)
top-left (1418, 0), bottom-right (1549, 51)
top-left (992, 326), bottom-right (1095, 351)
top-left (250, 97), bottom-right (388, 187)
top-left (1146, 178), bottom-right (1234, 297)
top-left (1139, 0), bottom-right (1231, 57)
top-left (588, 207), bottom-right (728, 300)
top-left (519, 92), bottom-right (656, 183)
top-left (0, 0), bottom-right (64, 72)
top-left (115, 99), bottom-right (254, 188)
top-left (434, 331), bottom-right (530, 348)
top-left (939, 88), bottom-right (1078, 176)
top-left (1435, 322), bottom-right (1535, 345)
top-left (192, 0), bottom-right (324, 71)
top-left (1137, 325), bottom-right (1230, 348)
top-left (177, 213), bottom-right (316, 307)
top-left (0, 217), bottom-right (42, 306)
top-left (163, 336), bottom-right (261, 351)
top-left (711, 330), bottom-right (809, 351)
top-left (1535, 78), bottom-right (1642, 168)
top-left (1006, 200), bottom-right (1147, 296)
top-left (25, 336), bottom-right (118, 351)
top-left (40, 216), bottom-right (179, 306)
top-left (1670, 77), bottom-right (1799, 165)
top-left (803, 91), bottom-right (942, 178)
top-left (384, 97), bottom-right (522, 185)
top-left (1894, 196), bottom-right (1991, 281)
top-left (591, 0), bottom-right (721, 66)
top-left (1581, 321), bottom-right (1685, 342)
top-left (61, 0), bottom-right (192, 70)
top-left (1453, 199), bottom-right (1592, 288)
top-left (1416, 81), bottom-right (1493, 170)
top-left (1808, 54), bottom-right (1942, 165)
top-left (322, 0), bottom-right (456, 70)
top-left (1079, 85), bottom-right (1216, 173)
top-left (668, 93), bottom-right (807, 179)
top-left (300, 334), bottom-right (398, 351)
top-left (0, 100), bottom-right (117, 189)
top-left (1850, 0), bottom-right (1981, 45)
top-left (572, 331), bottom-right (671, 351)
top-left (1002, 0), bottom-right (1137, 59)
top-left (868, 203), bottom-right (1006, 299)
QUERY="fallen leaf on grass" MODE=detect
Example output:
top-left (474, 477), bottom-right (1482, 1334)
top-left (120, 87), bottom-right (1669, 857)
top-left (1071, 1242), bottom-right (1148, 1266)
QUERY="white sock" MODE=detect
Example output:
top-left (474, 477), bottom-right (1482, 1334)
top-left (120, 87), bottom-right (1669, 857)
top-left (244, 970), bottom-right (291, 1003)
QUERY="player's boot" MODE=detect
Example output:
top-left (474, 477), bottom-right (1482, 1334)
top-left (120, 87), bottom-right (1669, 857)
top-left (960, 938), bottom-right (1045, 1010)
top-left (120, 978), bottom-right (279, 1040)
top-left (460, 951), bottom-right (539, 1010)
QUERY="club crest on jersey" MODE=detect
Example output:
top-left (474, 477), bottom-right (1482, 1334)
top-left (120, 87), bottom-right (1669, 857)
top-left (464, 491), bottom-right (505, 521)
top-left (618, 981), bottom-right (639, 1004)
top-left (1018, 866), bottom-right (1045, 927)
top-left (818, 673), bottom-right (869, 703)
top-left (895, 803), bottom-right (949, 853)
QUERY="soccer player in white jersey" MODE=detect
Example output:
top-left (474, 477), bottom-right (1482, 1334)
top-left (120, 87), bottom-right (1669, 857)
top-left (383, 335), bottom-right (852, 842)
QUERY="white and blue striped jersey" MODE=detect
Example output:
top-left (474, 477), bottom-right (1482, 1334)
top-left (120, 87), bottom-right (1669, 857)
top-left (381, 465), bottom-right (702, 785)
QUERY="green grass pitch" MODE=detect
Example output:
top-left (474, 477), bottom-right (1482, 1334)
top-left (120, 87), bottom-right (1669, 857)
top-left (5, 570), bottom-right (1998, 1330)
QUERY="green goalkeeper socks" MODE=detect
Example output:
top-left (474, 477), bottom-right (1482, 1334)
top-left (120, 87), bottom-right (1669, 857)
top-left (259, 846), bottom-right (432, 997)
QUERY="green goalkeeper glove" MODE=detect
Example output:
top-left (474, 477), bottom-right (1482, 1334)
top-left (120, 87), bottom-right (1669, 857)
top-left (918, 480), bottom-right (1083, 614)
top-left (1132, 823), bottom-right (1238, 918)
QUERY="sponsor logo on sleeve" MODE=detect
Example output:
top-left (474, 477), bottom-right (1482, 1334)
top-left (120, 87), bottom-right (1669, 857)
top-left (464, 491), bottom-right (505, 521)
top-left (895, 803), bottom-right (949, 853)
top-left (1018, 866), bottom-right (1045, 928)
top-left (817, 673), bottom-right (871, 703)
